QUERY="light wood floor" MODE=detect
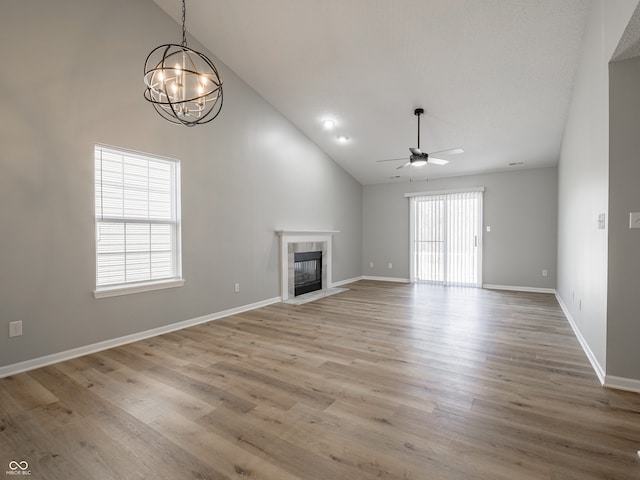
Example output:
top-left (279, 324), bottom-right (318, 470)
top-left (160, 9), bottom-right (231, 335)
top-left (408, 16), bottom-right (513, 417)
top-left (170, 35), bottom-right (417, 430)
top-left (2, 281), bottom-right (640, 479)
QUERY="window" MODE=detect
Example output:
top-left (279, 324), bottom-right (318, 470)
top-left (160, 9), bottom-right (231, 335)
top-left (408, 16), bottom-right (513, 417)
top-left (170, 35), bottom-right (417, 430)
top-left (407, 188), bottom-right (483, 287)
top-left (94, 144), bottom-right (183, 298)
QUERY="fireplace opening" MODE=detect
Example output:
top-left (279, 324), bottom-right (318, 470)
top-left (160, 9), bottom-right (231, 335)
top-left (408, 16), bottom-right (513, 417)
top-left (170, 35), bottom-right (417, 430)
top-left (294, 251), bottom-right (322, 296)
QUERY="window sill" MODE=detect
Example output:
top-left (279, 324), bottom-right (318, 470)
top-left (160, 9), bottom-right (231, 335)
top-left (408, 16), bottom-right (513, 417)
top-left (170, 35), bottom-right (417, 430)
top-left (94, 279), bottom-right (185, 299)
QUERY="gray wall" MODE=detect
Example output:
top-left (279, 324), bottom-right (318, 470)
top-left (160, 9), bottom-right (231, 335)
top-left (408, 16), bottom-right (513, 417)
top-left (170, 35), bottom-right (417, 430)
top-left (0, 0), bottom-right (362, 367)
top-left (363, 167), bottom-right (558, 289)
top-left (608, 55), bottom-right (640, 379)
top-left (557, 0), bottom-right (639, 376)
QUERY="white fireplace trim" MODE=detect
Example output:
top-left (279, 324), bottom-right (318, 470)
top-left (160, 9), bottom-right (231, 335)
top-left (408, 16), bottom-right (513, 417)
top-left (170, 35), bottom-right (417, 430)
top-left (276, 230), bottom-right (339, 301)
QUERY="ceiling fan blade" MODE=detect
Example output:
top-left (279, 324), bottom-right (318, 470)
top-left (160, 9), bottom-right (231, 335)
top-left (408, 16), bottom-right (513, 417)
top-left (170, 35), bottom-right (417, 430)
top-left (396, 162), bottom-right (411, 169)
top-left (428, 157), bottom-right (449, 165)
top-left (429, 147), bottom-right (464, 156)
top-left (409, 147), bottom-right (422, 156)
top-left (376, 157), bottom-right (409, 163)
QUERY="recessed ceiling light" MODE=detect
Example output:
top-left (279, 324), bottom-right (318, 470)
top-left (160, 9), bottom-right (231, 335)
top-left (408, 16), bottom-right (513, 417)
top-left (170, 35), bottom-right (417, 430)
top-left (321, 119), bottom-right (335, 130)
top-left (337, 135), bottom-right (349, 143)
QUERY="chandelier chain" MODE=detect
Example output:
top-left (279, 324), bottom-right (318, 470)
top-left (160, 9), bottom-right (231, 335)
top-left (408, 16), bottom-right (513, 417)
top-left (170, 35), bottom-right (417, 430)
top-left (181, 0), bottom-right (187, 47)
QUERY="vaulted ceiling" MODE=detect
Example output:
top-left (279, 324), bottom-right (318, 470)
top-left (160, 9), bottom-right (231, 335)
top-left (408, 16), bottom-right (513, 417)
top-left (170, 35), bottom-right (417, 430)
top-left (152, 0), bottom-right (591, 185)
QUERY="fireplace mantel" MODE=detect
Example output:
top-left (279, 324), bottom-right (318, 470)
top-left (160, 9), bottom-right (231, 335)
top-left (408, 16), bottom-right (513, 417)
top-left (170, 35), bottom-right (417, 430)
top-left (276, 230), bottom-right (339, 301)
top-left (276, 230), bottom-right (339, 239)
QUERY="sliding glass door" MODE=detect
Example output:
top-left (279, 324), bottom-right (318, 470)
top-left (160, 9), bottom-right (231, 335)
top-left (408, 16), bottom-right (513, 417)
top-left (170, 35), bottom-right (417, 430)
top-left (409, 189), bottom-right (483, 287)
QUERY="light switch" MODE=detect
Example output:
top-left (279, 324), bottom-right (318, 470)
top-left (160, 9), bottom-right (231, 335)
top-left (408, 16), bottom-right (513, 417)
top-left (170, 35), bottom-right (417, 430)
top-left (598, 213), bottom-right (605, 230)
top-left (630, 212), bottom-right (640, 229)
top-left (486, 226), bottom-right (491, 232)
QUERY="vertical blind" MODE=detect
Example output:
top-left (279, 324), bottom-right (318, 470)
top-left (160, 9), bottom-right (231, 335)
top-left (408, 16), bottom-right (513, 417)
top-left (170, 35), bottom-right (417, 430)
top-left (95, 145), bottom-right (181, 288)
top-left (410, 190), bottom-right (482, 287)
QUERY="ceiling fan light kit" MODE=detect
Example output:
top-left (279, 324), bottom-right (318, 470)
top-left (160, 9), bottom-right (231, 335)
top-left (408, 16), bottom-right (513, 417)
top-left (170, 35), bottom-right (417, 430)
top-left (143, 0), bottom-right (223, 126)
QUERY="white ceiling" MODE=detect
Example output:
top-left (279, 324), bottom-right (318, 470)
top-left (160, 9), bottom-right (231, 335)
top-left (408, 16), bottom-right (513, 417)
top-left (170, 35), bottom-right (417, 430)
top-left (152, 0), bottom-right (591, 185)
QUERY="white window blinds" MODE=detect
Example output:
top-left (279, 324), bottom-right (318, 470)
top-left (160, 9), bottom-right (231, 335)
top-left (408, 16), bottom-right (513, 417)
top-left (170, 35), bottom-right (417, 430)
top-left (409, 189), bottom-right (483, 287)
top-left (94, 145), bottom-right (181, 290)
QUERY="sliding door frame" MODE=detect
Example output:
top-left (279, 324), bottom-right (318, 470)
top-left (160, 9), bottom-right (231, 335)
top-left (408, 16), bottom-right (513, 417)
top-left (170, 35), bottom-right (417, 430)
top-left (407, 187), bottom-right (484, 287)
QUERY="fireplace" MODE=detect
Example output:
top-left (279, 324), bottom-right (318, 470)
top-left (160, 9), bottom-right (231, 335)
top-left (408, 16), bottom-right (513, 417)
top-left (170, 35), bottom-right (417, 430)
top-left (294, 251), bottom-right (322, 296)
top-left (276, 230), bottom-right (338, 302)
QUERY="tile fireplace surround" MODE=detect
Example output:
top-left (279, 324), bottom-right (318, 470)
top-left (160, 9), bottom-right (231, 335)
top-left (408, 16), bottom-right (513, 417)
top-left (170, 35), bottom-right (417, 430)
top-left (276, 230), bottom-right (338, 302)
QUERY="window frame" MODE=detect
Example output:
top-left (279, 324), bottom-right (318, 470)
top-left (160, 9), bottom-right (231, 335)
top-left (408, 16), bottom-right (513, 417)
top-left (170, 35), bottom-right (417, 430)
top-left (93, 144), bottom-right (184, 299)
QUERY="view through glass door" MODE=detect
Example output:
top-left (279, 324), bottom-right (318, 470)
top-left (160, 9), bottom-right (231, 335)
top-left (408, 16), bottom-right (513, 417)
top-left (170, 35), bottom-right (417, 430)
top-left (409, 189), bottom-right (483, 287)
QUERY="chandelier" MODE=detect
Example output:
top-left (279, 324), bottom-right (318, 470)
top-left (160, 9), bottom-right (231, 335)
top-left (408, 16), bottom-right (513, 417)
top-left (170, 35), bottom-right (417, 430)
top-left (143, 0), bottom-right (223, 126)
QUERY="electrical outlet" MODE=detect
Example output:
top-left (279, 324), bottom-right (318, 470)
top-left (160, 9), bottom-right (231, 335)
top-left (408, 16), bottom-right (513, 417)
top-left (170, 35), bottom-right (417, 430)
top-left (369, 262), bottom-right (374, 268)
top-left (9, 321), bottom-right (22, 338)
top-left (542, 269), bottom-right (548, 277)
top-left (234, 283), bottom-right (240, 293)
top-left (388, 262), bottom-right (393, 269)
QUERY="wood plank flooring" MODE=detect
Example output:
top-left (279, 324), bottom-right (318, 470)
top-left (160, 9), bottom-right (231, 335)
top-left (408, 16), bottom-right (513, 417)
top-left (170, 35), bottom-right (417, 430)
top-left (2, 280), bottom-right (640, 479)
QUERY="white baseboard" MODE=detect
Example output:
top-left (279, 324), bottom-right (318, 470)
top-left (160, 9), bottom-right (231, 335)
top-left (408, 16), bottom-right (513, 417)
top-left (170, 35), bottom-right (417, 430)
top-left (554, 292), bottom-right (606, 385)
top-left (332, 276), bottom-right (364, 287)
top-left (362, 276), bottom-right (410, 283)
top-left (0, 296), bottom-right (281, 379)
top-left (483, 284), bottom-right (556, 294)
top-left (604, 375), bottom-right (640, 394)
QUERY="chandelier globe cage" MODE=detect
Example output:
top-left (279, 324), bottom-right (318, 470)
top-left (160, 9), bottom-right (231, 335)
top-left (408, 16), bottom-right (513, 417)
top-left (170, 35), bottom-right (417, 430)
top-left (143, 0), bottom-right (223, 126)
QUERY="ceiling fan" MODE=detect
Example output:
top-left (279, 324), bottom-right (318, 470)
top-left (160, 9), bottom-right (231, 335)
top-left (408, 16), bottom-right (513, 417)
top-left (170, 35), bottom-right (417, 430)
top-left (377, 108), bottom-right (463, 169)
